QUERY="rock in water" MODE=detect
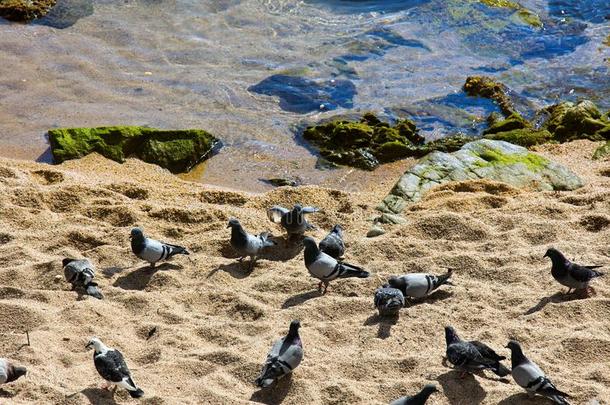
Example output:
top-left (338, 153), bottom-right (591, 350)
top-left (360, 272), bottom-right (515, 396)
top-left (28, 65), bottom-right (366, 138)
top-left (378, 139), bottom-right (584, 215)
top-left (48, 126), bottom-right (220, 173)
top-left (0, 0), bottom-right (57, 22)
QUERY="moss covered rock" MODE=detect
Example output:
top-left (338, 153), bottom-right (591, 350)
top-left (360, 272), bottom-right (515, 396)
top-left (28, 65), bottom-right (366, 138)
top-left (48, 126), bottom-right (220, 173)
top-left (377, 139), bottom-right (583, 215)
top-left (0, 0), bottom-right (56, 21)
top-left (463, 76), bottom-right (516, 116)
top-left (478, 0), bottom-right (542, 27)
top-left (593, 141), bottom-right (610, 160)
top-left (542, 100), bottom-right (610, 142)
top-left (302, 113), bottom-right (470, 170)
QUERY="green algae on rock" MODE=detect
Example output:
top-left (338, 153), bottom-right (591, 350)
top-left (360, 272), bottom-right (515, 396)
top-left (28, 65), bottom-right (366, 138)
top-left (542, 100), bottom-right (610, 142)
top-left (48, 126), bottom-right (220, 173)
top-left (478, 0), bottom-right (542, 28)
top-left (0, 0), bottom-right (57, 21)
top-left (377, 139), bottom-right (583, 216)
top-left (463, 76), bottom-right (516, 116)
top-left (593, 141), bottom-right (610, 160)
top-left (302, 113), bottom-right (470, 170)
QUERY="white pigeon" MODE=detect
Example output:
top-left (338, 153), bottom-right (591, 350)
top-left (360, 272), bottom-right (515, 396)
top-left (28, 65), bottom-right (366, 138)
top-left (62, 258), bottom-right (103, 299)
top-left (0, 358), bottom-right (26, 385)
top-left (86, 337), bottom-right (144, 398)
top-left (506, 340), bottom-right (570, 404)
top-left (130, 227), bottom-right (189, 268)
top-left (227, 218), bottom-right (276, 271)
top-left (255, 320), bottom-right (303, 388)
top-left (303, 237), bottom-right (369, 294)
top-left (388, 268), bottom-right (453, 299)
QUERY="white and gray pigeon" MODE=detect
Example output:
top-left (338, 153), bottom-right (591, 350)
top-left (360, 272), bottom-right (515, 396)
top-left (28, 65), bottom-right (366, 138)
top-left (62, 258), bottom-right (103, 299)
top-left (130, 227), bottom-right (189, 268)
top-left (319, 224), bottom-right (345, 260)
top-left (0, 358), bottom-right (26, 385)
top-left (445, 326), bottom-right (510, 377)
top-left (374, 285), bottom-right (405, 317)
top-left (506, 340), bottom-right (570, 404)
top-left (544, 248), bottom-right (604, 296)
top-left (303, 237), bottom-right (369, 294)
top-left (86, 337), bottom-right (144, 398)
top-left (267, 204), bottom-right (319, 238)
top-left (390, 384), bottom-right (438, 405)
top-left (388, 269), bottom-right (453, 299)
top-left (227, 218), bottom-right (277, 271)
top-left (255, 320), bottom-right (303, 388)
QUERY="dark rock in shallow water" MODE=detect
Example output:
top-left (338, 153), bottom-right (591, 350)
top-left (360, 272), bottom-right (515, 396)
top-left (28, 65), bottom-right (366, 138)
top-left (302, 113), bottom-right (471, 170)
top-left (248, 74), bottom-right (356, 114)
top-left (0, 0), bottom-right (57, 22)
top-left (34, 0), bottom-right (93, 28)
top-left (463, 76), bottom-right (516, 117)
top-left (48, 126), bottom-right (220, 173)
top-left (262, 177), bottom-right (303, 187)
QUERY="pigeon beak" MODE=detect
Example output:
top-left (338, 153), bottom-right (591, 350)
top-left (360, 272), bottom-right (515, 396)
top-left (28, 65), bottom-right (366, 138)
top-left (85, 342), bottom-right (92, 349)
top-left (227, 224), bottom-right (231, 228)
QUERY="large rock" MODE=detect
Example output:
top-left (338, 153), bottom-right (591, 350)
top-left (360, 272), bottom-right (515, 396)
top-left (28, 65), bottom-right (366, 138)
top-left (378, 139), bottom-right (583, 214)
top-left (48, 126), bottom-right (220, 173)
top-left (0, 0), bottom-right (56, 22)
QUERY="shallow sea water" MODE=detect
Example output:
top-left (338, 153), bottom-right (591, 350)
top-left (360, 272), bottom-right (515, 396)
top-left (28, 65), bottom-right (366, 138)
top-left (0, 0), bottom-right (608, 192)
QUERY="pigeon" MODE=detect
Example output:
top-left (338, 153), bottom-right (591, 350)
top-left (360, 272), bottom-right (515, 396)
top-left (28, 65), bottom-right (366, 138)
top-left (86, 337), bottom-right (144, 398)
top-left (390, 384), bottom-right (438, 405)
top-left (227, 218), bottom-right (277, 271)
top-left (506, 340), bottom-right (570, 404)
top-left (255, 320), bottom-right (303, 388)
top-left (62, 258), bottom-right (103, 299)
top-left (319, 224), bottom-right (345, 260)
top-left (267, 204), bottom-right (319, 238)
top-left (0, 358), bottom-right (26, 385)
top-left (444, 326), bottom-right (510, 377)
top-left (544, 248), bottom-right (604, 296)
top-left (374, 285), bottom-right (405, 317)
top-left (388, 268), bottom-right (453, 299)
top-left (130, 227), bottom-right (189, 268)
top-left (303, 237), bottom-right (369, 294)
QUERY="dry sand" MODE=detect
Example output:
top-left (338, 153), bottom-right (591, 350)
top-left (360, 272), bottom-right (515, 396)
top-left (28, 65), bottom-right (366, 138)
top-left (0, 140), bottom-right (608, 405)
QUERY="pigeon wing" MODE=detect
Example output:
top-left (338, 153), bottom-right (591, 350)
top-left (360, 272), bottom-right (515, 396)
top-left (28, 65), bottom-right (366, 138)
top-left (0, 359), bottom-right (8, 384)
top-left (267, 206), bottom-right (289, 223)
top-left (568, 262), bottom-right (603, 282)
top-left (470, 341), bottom-right (505, 362)
top-left (301, 206), bottom-right (320, 214)
top-left (94, 350), bottom-right (132, 383)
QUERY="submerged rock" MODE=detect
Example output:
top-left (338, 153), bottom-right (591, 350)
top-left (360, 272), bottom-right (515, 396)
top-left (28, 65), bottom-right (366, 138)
top-left (478, 0), bottom-right (542, 28)
top-left (48, 126), bottom-right (220, 173)
top-left (302, 113), bottom-right (471, 170)
top-left (0, 0), bottom-right (57, 22)
top-left (378, 139), bottom-right (583, 214)
top-left (463, 76), bottom-right (516, 117)
top-left (34, 0), bottom-right (93, 28)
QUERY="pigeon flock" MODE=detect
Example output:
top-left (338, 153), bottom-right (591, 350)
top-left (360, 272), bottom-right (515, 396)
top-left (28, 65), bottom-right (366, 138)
top-left (1, 202), bottom-right (605, 404)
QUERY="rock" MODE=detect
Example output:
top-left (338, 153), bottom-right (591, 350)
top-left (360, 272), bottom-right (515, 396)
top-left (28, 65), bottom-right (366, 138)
top-left (593, 141), bottom-right (610, 160)
top-left (35, 0), bottom-right (93, 29)
top-left (478, 0), bottom-right (542, 28)
top-left (484, 128), bottom-right (553, 147)
top-left (376, 213), bottom-right (407, 225)
top-left (463, 76), bottom-right (516, 117)
top-left (543, 101), bottom-right (610, 142)
top-left (262, 177), bottom-right (303, 187)
top-left (367, 225), bottom-right (386, 238)
top-left (302, 113), bottom-right (470, 170)
top-left (0, 0), bottom-right (57, 21)
top-left (378, 139), bottom-right (583, 214)
top-left (48, 126), bottom-right (220, 173)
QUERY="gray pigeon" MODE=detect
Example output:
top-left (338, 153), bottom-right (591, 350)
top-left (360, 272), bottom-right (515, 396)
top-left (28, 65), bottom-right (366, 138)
top-left (303, 237), bottom-right (369, 294)
top-left (255, 320), bottom-right (303, 388)
top-left (62, 258), bottom-right (103, 299)
top-left (388, 269), bottom-right (453, 299)
top-left (0, 358), bottom-right (26, 385)
top-left (390, 384), bottom-right (438, 405)
top-left (319, 224), bottom-right (345, 260)
top-left (506, 340), bottom-right (570, 404)
top-left (445, 326), bottom-right (510, 377)
top-left (86, 337), bottom-right (144, 398)
top-left (267, 204), bottom-right (319, 238)
top-left (544, 248), bottom-right (604, 296)
top-left (374, 285), bottom-right (405, 317)
top-left (227, 218), bottom-right (276, 271)
top-left (130, 227), bottom-right (189, 268)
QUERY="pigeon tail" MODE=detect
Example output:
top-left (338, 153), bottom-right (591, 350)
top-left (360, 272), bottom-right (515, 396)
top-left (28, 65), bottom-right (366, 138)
top-left (166, 244), bottom-right (190, 257)
top-left (128, 388), bottom-right (145, 398)
top-left (492, 362), bottom-right (511, 377)
top-left (590, 269), bottom-right (604, 278)
top-left (338, 263), bottom-right (369, 279)
top-left (85, 283), bottom-right (104, 300)
top-left (255, 364), bottom-right (283, 388)
top-left (433, 268), bottom-right (454, 289)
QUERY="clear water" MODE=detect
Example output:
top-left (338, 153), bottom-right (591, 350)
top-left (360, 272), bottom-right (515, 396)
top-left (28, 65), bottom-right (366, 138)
top-left (0, 0), bottom-right (608, 192)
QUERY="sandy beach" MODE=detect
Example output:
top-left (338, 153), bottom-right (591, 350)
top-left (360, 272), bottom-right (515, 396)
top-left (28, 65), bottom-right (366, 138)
top-left (0, 140), bottom-right (608, 404)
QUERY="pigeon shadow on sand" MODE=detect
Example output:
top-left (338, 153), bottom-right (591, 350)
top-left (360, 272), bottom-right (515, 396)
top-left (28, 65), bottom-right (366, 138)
top-left (406, 290), bottom-right (453, 307)
top-left (219, 239), bottom-right (303, 263)
top-left (438, 370), bottom-right (487, 405)
top-left (113, 263), bottom-right (181, 290)
top-left (78, 387), bottom-right (119, 405)
top-left (497, 393), bottom-right (541, 405)
top-left (524, 291), bottom-right (583, 315)
top-left (208, 262), bottom-right (254, 280)
top-left (363, 313), bottom-right (398, 339)
top-left (250, 374), bottom-right (293, 405)
top-left (101, 266), bottom-right (126, 278)
top-left (0, 389), bottom-right (15, 399)
top-left (282, 290), bottom-right (322, 309)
